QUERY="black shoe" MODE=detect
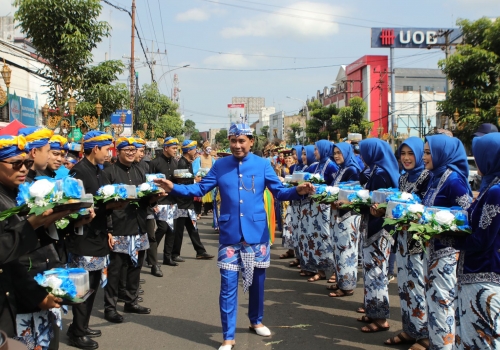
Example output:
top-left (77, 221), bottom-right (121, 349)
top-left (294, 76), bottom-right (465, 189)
top-left (196, 252), bottom-right (215, 259)
top-left (139, 278), bottom-right (146, 284)
top-left (163, 259), bottom-right (179, 266)
top-left (172, 256), bottom-right (185, 263)
top-left (84, 328), bottom-right (101, 338)
top-left (104, 311), bottom-right (124, 323)
top-left (124, 303), bottom-right (151, 314)
top-left (68, 335), bottom-right (99, 349)
top-left (138, 289), bottom-right (144, 295)
top-left (151, 265), bottom-right (163, 277)
top-left (136, 296), bottom-right (143, 303)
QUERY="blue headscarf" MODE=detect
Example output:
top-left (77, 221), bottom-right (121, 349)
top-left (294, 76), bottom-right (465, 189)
top-left (181, 140), bottom-right (197, 153)
top-left (293, 145), bottom-right (303, 167)
top-left (333, 142), bottom-right (362, 172)
top-left (398, 137), bottom-right (425, 182)
top-left (18, 126), bottom-right (53, 151)
top-left (315, 140), bottom-right (332, 164)
top-left (0, 135), bottom-right (27, 160)
top-left (359, 138), bottom-right (400, 188)
top-left (163, 137), bottom-right (179, 147)
top-left (472, 133), bottom-right (500, 192)
top-left (82, 131), bottom-right (113, 150)
top-left (302, 145), bottom-right (316, 166)
top-left (426, 135), bottom-right (470, 191)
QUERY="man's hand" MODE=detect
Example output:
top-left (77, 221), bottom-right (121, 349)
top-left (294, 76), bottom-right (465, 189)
top-left (27, 209), bottom-right (72, 230)
top-left (296, 182), bottom-right (315, 196)
top-left (153, 178), bottom-right (174, 193)
top-left (149, 189), bottom-right (167, 203)
top-left (108, 233), bottom-right (115, 250)
top-left (194, 176), bottom-right (202, 183)
top-left (74, 208), bottom-right (96, 228)
top-left (38, 293), bottom-right (62, 309)
top-left (370, 203), bottom-right (386, 217)
top-left (106, 201), bottom-right (128, 210)
top-left (332, 200), bottom-right (349, 210)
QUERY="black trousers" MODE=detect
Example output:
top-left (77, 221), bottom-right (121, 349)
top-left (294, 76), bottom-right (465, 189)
top-left (193, 201), bottom-right (202, 215)
top-left (153, 220), bottom-right (176, 263)
top-left (145, 219), bottom-right (160, 266)
top-left (104, 250), bottom-right (145, 313)
top-left (70, 269), bottom-right (101, 336)
top-left (173, 217), bottom-right (206, 258)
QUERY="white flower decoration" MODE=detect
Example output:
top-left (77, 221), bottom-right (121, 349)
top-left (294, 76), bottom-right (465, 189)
top-left (146, 175), bottom-right (157, 182)
top-left (312, 174), bottom-right (321, 179)
top-left (326, 186), bottom-right (340, 195)
top-left (434, 210), bottom-right (455, 226)
top-left (44, 275), bottom-right (63, 290)
top-left (400, 192), bottom-right (414, 201)
top-left (357, 189), bottom-right (370, 200)
top-left (101, 185), bottom-right (116, 197)
top-left (139, 183), bottom-right (151, 192)
top-left (29, 179), bottom-right (55, 199)
top-left (407, 204), bottom-right (425, 214)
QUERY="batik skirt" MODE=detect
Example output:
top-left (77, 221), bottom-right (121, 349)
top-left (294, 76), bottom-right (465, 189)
top-left (455, 282), bottom-right (500, 349)
top-left (15, 309), bottom-right (62, 350)
top-left (363, 229), bottom-right (391, 319)
top-left (281, 201), bottom-right (295, 250)
top-left (332, 210), bottom-right (360, 290)
top-left (297, 199), bottom-right (334, 272)
top-left (155, 203), bottom-right (178, 231)
top-left (396, 230), bottom-right (428, 340)
top-left (424, 243), bottom-right (459, 350)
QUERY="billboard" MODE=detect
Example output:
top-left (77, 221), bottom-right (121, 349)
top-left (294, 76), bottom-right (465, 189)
top-left (231, 97), bottom-right (265, 115)
top-left (110, 109), bottom-right (133, 137)
top-left (8, 94), bottom-right (37, 126)
top-left (9, 93), bottom-right (21, 122)
top-left (371, 28), bottom-right (459, 49)
top-left (227, 103), bottom-right (246, 126)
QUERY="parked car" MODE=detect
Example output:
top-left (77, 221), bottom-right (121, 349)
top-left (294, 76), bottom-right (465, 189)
top-left (468, 156), bottom-right (480, 191)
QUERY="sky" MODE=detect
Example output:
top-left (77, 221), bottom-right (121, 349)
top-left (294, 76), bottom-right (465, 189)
top-left (2, 0), bottom-right (500, 131)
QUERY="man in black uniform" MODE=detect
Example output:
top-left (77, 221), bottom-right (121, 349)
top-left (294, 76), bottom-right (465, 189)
top-left (102, 137), bottom-right (157, 323)
top-left (173, 140), bottom-right (213, 261)
top-left (17, 126), bottom-right (53, 183)
top-left (42, 135), bottom-right (68, 177)
top-left (148, 137), bottom-right (179, 269)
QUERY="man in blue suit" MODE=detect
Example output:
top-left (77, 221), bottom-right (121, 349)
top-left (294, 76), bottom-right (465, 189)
top-left (155, 122), bottom-right (315, 350)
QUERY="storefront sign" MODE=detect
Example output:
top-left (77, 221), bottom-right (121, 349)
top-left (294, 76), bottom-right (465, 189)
top-left (371, 28), bottom-right (459, 49)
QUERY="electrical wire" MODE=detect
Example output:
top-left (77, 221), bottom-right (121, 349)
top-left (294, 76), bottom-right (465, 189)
top-left (157, 0), bottom-right (173, 92)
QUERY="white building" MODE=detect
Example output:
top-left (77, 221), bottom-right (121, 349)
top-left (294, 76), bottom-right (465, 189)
top-left (269, 110), bottom-right (285, 140)
top-left (254, 106), bottom-right (275, 136)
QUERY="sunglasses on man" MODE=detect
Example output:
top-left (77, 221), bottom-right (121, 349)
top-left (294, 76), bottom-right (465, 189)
top-left (0, 159), bottom-right (35, 170)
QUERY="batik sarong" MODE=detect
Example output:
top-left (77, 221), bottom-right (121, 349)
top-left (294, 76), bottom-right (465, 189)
top-left (282, 202), bottom-right (295, 249)
top-left (14, 309), bottom-right (62, 350)
top-left (68, 254), bottom-right (109, 287)
top-left (112, 231), bottom-right (150, 266)
top-left (155, 203), bottom-right (177, 231)
top-left (424, 242), bottom-right (458, 350)
top-left (396, 230), bottom-right (428, 340)
top-left (363, 229), bottom-right (391, 319)
top-left (333, 210), bottom-right (360, 290)
top-left (455, 282), bottom-right (500, 349)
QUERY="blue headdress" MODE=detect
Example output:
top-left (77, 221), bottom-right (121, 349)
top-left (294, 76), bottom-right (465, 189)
top-left (181, 139), bottom-right (197, 153)
top-left (163, 137), bottom-right (179, 147)
top-left (133, 138), bottom-right (146, 148)
top-left (333, 142), bottom-right (362, 172)
top-left (359, 138), bottom-right (400, 188)
top-left (303, 145), bottom-right (316, 166)
top-left (48, 135), bottom-right (69, 151)
top-left (293, 145), bottom-right (303, 167)
top-left (398, 136), bottom-right (425, 182)
top-left (0, 135), bottom-right (27, 160)
top-left (473, 133), bottom-right (500, 192)
top-left (18, 126), bottom-right (53, 151)
top-left (228, 123), bottom-right (252, 138)
top-left (82, 131), bottom-right (113, 150)
top-left (314, 140), bottom-right (332, 164)
top-left (115, 137), bottom-right (136, 150)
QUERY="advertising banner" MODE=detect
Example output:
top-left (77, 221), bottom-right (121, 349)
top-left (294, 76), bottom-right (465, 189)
top-left (227, 103), bottom-right (246, 127)
top-left (20, 97), bottom-right (36, 126)
top-left (110, 109), bottom-right (133, 137)
top-left (371, 28), bottom-right (459, 49)
top-left (9, 93), bottom-right (21, 122)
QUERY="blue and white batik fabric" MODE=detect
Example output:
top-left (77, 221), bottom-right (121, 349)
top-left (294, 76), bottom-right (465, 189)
top-left (14, 308), bottom-right (63, 350)
top-left (396, 230), bottom-right (428, 340)
top-left (175, 208), bottom-right (197, 229)
top-left (455, 282), bottom-right (500, 349)
top-left (112, 230), bottom-right (150, 267)
top-left (217, 241), bottom-right (270, 292)
top-left (333, 210), bottom-right (360, 290)
top-left (155, 203), bottom-right (177, 230)
top-left (68, 254), bottom-right (110, 287)
top-left (363, 227), bottom-right (391, 319)
top-left (281, 202), bottom-right (295, 249)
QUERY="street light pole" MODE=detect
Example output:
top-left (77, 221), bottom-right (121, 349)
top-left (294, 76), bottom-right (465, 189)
top-left (156, 65), bottom-right (190, 87)
top-left (286, 96), bottom-right (309, 123)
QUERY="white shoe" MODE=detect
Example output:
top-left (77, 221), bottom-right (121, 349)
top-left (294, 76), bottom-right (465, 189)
top-left (218, 345), bottom-right (234, 350)
top-left (249, 325), bottom-right (271, 337)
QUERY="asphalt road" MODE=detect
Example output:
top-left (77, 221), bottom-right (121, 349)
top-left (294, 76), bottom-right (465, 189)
top-left (59, 217), bottom-right (408, 350)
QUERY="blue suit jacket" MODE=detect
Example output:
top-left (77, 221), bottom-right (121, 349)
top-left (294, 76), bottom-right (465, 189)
top-left (170, 153), bottom-right (302, 244)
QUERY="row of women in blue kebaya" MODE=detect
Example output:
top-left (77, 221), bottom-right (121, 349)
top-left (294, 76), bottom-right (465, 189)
top-left (280, 133), bottom-right (500, 350)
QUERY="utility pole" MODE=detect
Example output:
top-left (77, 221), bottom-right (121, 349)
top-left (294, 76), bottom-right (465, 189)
top-left (418, 86), bottom-right (423, 137)
top-left (130, 0), bottom-right (136, 127)
top-left (373, 68), bottom-right (387, 139)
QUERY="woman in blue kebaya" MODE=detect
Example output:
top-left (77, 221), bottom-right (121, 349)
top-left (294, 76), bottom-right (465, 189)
top-left (384, 137), bottom-right (432, 349)
top-left (440, 133), bottom-right (500, 349)
top-left (328, 142), bottom-right (362, 297)
top-left (289, 145), bottom-right (303, 174)
top-left (421, 134), bottom-right (472, 350)
top-left (307, 140), bottom-right (338, 185)
top-left (357, 138), bottom-right (399, 333)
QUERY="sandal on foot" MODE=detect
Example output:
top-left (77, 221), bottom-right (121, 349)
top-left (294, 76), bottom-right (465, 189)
top-left (307, 274), bottom-right (326, 282)
top-left (327, 277), bottom-right (337, 283)
top-left (409, 339), bottom-right (430, 350)
top-left (384, 332), bottom-right (415, 345)
top-left (289, 259), bottom-right (300, 267)
top-left (329, 289), bottom-right (354, 297)
top-left (357, 316), bottom-right (372, 323)
top-left (279, 251), bottom-right (295, 259)
top-left (326, 284), bottom-right (340, 291)
top-left (299, 271), bottom-right (314, 277)
top-left (356, 307), bottom-right (366, 314)
top-left (361, 321), bottom-right (390, 333)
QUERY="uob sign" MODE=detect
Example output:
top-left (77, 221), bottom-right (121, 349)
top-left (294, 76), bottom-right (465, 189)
top-left (371, 28), bottom-right (459, 49)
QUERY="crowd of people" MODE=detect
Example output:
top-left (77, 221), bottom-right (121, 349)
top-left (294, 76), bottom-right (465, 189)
top-left (1, 120), bottom-right (499, 350)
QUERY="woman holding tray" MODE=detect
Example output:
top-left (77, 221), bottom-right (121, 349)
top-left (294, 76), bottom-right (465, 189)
top-left (328, 142), bottom-right (362, 297)
top-left (357, 138), bottom-right (399, 333)
top-left (439, 133), bottom-right (500, 349)
top-left (384, 137), bottom-right (431, 349)
top-left (421, 134), bottom-right (472, 350)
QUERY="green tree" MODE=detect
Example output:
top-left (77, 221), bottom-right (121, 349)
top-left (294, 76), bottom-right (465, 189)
top-left (334, 97), bottom-right (372, 138)
top-left (183, 119), bottom-right (203, 145)
top-left (260, 125), bottom-right (269, 138)
top-left (305, 100), bottom-right (339, 141)
top-left (438, 17), bottom-right (500, 144)
top-left (215, 129), bottom-right (229, 149)
top-left (14, 0), bottom-right (110, 115)
top-left (136, 83), bottom-right (183, 139)
top-left (286, 122), bottom-right (304, 145)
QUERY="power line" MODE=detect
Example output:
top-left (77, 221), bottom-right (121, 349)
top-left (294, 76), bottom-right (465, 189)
top-left (157, 0), bottom-right (173, 92)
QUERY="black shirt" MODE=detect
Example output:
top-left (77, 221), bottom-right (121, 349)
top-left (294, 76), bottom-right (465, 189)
top-left (175, 156), bottom-right (195, 210)
top-left (67, 157), bottom-right (110, 257)
top-left (149, 153), bottom-right (178, 205)
top-left (102, 160), bottom-right (149, 236)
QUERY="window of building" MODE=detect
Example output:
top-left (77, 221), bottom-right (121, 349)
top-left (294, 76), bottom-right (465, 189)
top-left (424, 86), bottom-right (434, 92)
top-left (403, 86), bottom-right (413, 91)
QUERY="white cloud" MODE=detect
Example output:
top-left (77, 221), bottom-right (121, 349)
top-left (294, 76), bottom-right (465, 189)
top-left (176, 8), bottom-right (211, 22)
top-left (203, 52), bottom-right (266, 68)
top-left (220, 1), bottom-right (342, 39)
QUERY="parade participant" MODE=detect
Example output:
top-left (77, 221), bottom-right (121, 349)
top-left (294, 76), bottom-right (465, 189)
top-left (153, 122), bottom-right (315, 350)
top-left (384, 137), bottom-right (431, 349)
top-left (357, 138), bottom-right (399, 333)
top-left (17, 126), bottom-right (53, 182)
top-left (43, 135), bottom-right (69, 177)
top-left (0, 135), bottom-right (68, 339)
top-left (288, 145), bottom-right (303, 174)
top-left (469, 123), bottom-right (499, 191)
top-left (421, 134), bottom-right (471, 349)
top-left (66, 131), bottom-right (116, 349)
top-left (441, 133), bottom-right (500, 349)
top-left (172, 140), bottom-right (214, 261)
top-left (309, 140), bottom-right (338, 185)
top-left (64, 155), bottom-right (79, 170)
top-left (149, 137), bottom-right (179, 269)
top-left (133, 138), bottom-right (148, 174)
top-left (328, 142), bottom-right (362, 297)
top-left (192, 141), bottom-right (216, 218)
top-left (102, 137), bottom-right (154, 323)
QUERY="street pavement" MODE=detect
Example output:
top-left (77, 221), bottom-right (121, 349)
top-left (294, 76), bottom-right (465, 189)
top-left (60, 217), bottom-right (408, 350)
